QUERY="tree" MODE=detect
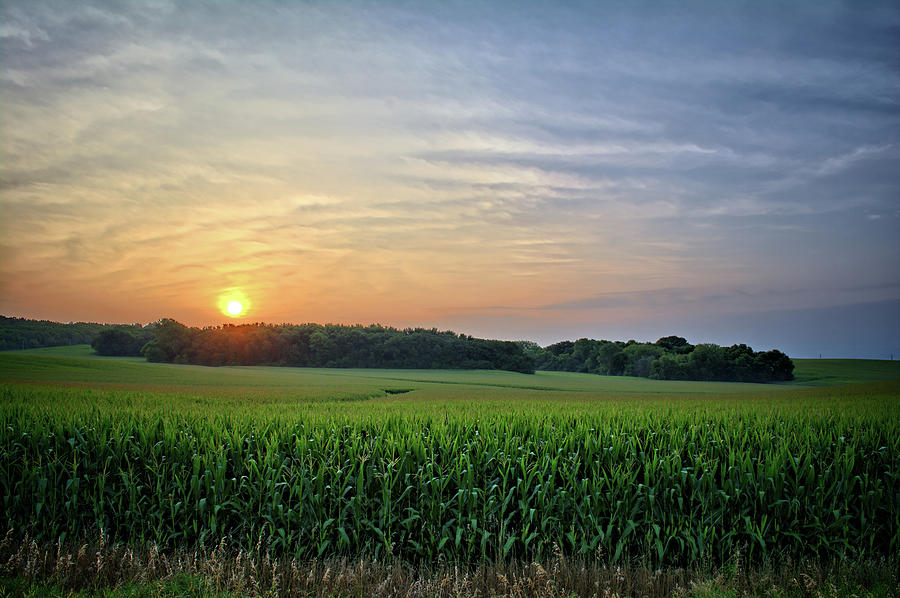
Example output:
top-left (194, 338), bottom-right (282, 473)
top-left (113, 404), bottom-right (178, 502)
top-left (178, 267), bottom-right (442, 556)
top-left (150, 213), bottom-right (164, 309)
top-left (754, 349), bottom-right (795, 381)
top-left (142, 319), bottom-right (192, 363)
top-left (655, 335), bottom-right (694, 354)
top-left (91, 328), bottom-right (151, 356)
top-left (649, 353), bottom-right (691, 380)
top-left (687, 344), bottom-right (728, 381)
top-left (622, 343), bottom-right (663, 377)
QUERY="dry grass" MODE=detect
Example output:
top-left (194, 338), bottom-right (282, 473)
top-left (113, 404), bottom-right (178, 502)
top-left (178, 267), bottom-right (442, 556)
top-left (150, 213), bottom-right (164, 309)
top-left (2, 533), bottom-right (897, 598)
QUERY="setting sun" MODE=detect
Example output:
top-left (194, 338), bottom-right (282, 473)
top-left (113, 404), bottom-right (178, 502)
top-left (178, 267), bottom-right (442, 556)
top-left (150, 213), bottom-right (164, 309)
top-left (218, 289), bottom-right (251, 319)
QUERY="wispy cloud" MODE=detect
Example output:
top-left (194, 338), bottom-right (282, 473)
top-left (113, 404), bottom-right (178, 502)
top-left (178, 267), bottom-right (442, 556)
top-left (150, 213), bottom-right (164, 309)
top-left (1, 0), bottom-right (898, 347)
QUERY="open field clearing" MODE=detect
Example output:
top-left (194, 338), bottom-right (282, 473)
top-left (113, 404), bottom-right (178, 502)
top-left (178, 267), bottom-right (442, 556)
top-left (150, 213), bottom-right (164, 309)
top-left (1, 348), bottom-right (899, 596)
top-left (4, 345), bottom-right (900, 400)
top-left (788, 359), bottom-right (900, 386)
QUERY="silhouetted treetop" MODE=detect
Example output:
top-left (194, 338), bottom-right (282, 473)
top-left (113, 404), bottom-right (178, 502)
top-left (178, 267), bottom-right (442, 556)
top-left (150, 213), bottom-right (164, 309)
top-left (533, 336), bottom-right (793, 383)
top-left (139, 320), bottom-right (536, 373)
top-left (1, 316), bottom-right (793, 382)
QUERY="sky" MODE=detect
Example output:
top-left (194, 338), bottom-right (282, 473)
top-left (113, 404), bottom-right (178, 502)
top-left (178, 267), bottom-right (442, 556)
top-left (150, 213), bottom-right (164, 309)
top-left (1, 1), bottom-right (899, 358)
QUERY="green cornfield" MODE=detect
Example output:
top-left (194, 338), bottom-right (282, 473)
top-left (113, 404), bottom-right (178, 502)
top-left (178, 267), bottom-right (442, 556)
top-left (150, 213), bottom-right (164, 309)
top-left (1, 350), bottom-right (899, 568)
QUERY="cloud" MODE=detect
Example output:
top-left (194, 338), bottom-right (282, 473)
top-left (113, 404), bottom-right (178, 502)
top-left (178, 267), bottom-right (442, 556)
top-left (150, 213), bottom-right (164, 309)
top-left (1, 0), bottom-right (898, 345)
top-left (813, 145), bottom-right (895, 177)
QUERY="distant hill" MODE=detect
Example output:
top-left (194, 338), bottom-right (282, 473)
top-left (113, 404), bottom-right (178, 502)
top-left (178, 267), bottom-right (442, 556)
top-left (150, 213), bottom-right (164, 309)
top-left (790, 358), bottom-right (900, 385)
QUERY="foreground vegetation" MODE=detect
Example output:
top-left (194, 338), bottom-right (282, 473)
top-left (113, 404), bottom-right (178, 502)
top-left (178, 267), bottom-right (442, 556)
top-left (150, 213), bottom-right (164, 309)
top-left (2, 539), bottom-right (897, 597)
top-left (1, 348), bottom-right (897, 595)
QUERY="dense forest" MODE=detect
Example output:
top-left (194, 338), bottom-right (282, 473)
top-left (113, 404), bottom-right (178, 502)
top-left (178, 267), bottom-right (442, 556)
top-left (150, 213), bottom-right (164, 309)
top-left (2, 316), bottom-right (794, 382)
top-left (524, 335), bottom-right (794, 382)
top-left (90, 326), bottom-right (155, 356)
top-left (137, 319), bottom-right (536, 373)
top-left (0, 316), bottom-right (143, 351)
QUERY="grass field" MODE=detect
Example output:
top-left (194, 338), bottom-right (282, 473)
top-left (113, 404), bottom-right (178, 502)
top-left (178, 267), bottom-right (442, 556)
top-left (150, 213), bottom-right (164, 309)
top-left (789, 358), bottom-right (900, 385)
top-left (1, 347), bottom-right (898, 596)
top-left (5, 345), bottom-right (899, 399)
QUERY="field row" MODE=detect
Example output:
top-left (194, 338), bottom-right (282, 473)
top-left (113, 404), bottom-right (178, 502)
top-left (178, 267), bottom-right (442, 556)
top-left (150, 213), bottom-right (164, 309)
top-left (3, 382), bottom-right (898, 567)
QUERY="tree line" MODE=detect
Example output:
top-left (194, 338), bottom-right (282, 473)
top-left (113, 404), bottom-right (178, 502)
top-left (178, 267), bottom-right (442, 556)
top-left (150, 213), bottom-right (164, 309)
top-left (3, 316), bottom-right (794, 382)
top-left (0, 316), bottom-right (143, 351)
top-left (522, 335), bottom-right (794, 382)
top-left (131, 319), bottom-right (536, 373)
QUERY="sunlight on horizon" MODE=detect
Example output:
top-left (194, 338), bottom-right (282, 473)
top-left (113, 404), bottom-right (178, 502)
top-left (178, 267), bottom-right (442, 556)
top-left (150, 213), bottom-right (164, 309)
top-left (219, 290), bottom-right (251, 319)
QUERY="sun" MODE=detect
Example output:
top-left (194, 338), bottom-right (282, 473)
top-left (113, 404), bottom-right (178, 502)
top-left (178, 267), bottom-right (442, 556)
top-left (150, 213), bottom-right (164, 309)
top-left (218, 289), bottom-right (251, 318)
top-left (226, 300), bottom-right (243, 316)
